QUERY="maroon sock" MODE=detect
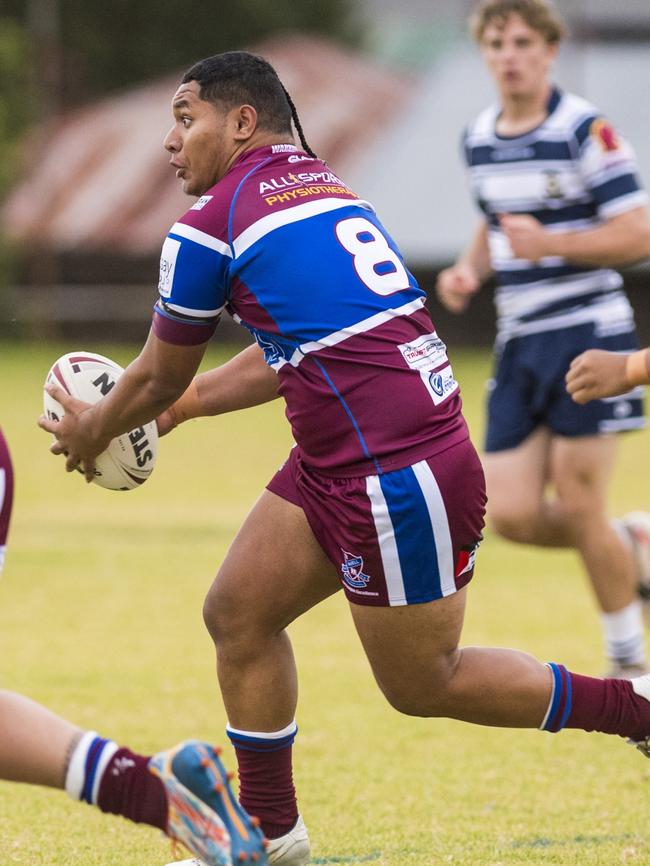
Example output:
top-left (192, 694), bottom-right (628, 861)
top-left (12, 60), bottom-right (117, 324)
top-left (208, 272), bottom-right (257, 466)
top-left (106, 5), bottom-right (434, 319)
top-left (544, 663), bottom-right (650, 740)
top-left (566, 673), bottom-right (650, 740)
top-left (97, 747), bottom-right (168, 831)
top-left (227, 725), bottom-right (298, 840)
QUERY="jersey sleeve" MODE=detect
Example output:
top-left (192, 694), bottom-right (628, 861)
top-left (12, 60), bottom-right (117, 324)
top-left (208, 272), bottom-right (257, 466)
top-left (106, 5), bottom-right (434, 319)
top-left (575, 115), bottom-right (648, 219)
top-left (152, 220), bottom-right (232, 346)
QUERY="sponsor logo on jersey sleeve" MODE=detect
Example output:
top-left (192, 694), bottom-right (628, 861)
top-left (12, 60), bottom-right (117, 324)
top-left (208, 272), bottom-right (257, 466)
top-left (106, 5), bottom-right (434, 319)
top-left (425, 364), bottom-right (459, 405)
top-left (590, 118), bottom-right (620, 152)
top-left (398, 333), bottom-right (448, 371)
top-left (158, 237), bottom-right (181, 297)
top-left (190, 195), bottom-right (213, 211)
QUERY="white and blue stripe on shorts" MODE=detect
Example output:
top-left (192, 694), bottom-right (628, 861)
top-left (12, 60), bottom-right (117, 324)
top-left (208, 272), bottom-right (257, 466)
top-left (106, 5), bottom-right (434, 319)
top-left (366, 459), bottom-right (456, 606)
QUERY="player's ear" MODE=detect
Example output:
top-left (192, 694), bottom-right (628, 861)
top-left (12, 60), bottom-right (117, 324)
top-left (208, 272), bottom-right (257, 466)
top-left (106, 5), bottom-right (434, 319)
top-left (232, 104), bottom-right (258, 141)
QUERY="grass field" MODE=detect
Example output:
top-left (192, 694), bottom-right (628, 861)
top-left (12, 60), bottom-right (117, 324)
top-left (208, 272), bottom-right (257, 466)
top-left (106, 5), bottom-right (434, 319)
top-left (1, 339), bottom-right (650, 866)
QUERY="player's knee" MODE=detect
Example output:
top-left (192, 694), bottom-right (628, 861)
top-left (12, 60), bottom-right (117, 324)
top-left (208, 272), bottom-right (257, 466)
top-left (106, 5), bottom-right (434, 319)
top-left (488, 503), bottom-right (539, 544)
top-left (202, 577), bottom-right (244, 648)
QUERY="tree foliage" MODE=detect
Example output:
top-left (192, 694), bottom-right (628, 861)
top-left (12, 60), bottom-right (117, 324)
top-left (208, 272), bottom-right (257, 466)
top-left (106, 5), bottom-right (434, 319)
top-left (3, 0), bottom-right (361, 109)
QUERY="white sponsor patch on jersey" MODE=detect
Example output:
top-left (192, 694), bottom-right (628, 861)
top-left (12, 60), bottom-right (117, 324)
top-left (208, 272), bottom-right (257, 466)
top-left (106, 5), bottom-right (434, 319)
top-left (190, 195), bottom-right (213, 211)
top-left (423, 364), bottom-right (458, 405)
top-left (398, 333), bottom-right (448, 371)
top-left (158, 237), bottom-right (181, 298)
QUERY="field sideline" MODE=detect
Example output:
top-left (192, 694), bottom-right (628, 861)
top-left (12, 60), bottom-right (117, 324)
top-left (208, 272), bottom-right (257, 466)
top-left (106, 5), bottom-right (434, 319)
top-left (1, 340), bottom-right (649, 866)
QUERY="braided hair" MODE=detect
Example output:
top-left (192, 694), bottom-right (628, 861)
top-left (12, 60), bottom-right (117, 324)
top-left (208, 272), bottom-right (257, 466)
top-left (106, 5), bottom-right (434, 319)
top-left (182, 51), bottom-right (317, 159)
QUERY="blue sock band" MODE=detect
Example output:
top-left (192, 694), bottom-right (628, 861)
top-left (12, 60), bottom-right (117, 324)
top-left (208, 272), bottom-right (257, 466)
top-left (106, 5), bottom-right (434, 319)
top-left (80, 736), bottom-right (110, 804)
top-left (541, 662), bottom-right (573, 733)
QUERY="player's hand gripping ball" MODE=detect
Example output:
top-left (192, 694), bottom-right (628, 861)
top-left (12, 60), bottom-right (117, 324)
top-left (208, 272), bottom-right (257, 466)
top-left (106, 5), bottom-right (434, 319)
top-left (43, 351), bottom-right (158, 490)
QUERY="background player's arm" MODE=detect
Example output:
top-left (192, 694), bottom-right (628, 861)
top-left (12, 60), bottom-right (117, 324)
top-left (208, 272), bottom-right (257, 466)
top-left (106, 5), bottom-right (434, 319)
top-left (158, 343), bottom-right (279, 435)
top-left (501, 206), bottom-right (650, 267)
top-left (566, 346), bottom-right (650, 403)
top-left (435, 220), bottom-right (493, 313)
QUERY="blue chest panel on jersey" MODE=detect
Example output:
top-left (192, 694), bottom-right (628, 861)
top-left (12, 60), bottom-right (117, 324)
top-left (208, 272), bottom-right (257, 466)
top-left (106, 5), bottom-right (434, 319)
top-left (228, 204), bottom-right (424, 344)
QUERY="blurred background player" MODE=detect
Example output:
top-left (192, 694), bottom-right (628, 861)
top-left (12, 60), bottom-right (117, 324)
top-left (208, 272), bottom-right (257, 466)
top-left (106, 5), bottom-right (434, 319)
top-left (566, 345), bottom-right (650, 606)
top-left (0, 428), bottom-right (264, 865)
top-left (40, 50), bottom-right (650, 866)
top-left (435, 0), bottom-right (650, 676)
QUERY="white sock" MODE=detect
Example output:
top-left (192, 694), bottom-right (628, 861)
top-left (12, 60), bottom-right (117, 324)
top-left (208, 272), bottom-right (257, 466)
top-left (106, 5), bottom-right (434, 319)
top-left (601, 600), bottom-right (646, 666)
top-left (65, 731), bottom-right (118, 804)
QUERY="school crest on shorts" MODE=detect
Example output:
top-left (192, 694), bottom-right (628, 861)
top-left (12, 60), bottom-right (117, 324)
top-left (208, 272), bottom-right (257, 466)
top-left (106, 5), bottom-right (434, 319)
top-left (341, 549), bottom-right (371, 589)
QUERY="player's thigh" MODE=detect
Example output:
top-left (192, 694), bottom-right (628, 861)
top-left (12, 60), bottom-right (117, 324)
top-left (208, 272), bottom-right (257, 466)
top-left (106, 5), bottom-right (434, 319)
top-left (483, 426), bottom-right (551, 520)
top-left (349, 588), bottom-right (467, 715)
top-left (205, 488), bottom-right (341, 638)
top-left (550, 434), bottom-right (618, 515)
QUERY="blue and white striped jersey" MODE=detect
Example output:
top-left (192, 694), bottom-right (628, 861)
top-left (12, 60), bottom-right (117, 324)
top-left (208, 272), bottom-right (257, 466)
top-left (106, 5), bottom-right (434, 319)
top-left (463, 87), bottom-right (647, 342)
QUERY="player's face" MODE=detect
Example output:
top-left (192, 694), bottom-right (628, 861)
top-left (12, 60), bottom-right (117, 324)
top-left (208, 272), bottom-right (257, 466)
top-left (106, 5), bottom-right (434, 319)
top-left (480, 15), bottom-right (558, 101)
top-left (163, 80), bottom-right (232, 196)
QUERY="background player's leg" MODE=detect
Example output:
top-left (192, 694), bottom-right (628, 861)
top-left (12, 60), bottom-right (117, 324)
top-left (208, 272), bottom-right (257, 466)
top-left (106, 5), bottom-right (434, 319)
top-left (0, 690), bottom-right (261, 864)
top-left (549, 435), bottom-right (634, 610)
top-left (550, 434), bottom-right (644, 673)
top-left (350, 590), bottom-right (650, 743)
top-left (485, 432), bottom-right (643, 672)
top-left (0, 690), bottom-right (81, 786)
top-left (203, 488), bottom-right (340, 847)
top-left (484, 426), bottom-right (574, 546)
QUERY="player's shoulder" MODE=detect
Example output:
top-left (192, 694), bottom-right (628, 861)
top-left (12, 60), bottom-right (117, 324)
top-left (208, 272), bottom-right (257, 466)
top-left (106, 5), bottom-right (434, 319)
top-left (464, 103), bottom-right (500, 143)
top-left (548, 90), bottom-right (603, 146)
top-left (164, 173), bottom-right (238, 255)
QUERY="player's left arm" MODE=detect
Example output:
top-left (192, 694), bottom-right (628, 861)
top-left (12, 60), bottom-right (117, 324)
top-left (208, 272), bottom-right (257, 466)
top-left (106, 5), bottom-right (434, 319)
top-left (502, 115), bottom-right (650, 267)
top-left (566, 346), bottom-right (650, 403)
top-left (500, 205), bottom-right (650, 267)
top-left (39, 330), bottom-right (207, 478)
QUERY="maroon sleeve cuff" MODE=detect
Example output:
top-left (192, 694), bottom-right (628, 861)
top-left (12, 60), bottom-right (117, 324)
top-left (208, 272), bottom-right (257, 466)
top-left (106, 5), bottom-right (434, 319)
top-left (152, 308), bottom-right (218, 346)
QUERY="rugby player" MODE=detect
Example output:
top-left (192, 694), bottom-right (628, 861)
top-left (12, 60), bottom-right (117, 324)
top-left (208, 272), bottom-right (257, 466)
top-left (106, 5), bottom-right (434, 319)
top-left (0, 428), bottom-right (264, 865)
top-left (39, 51), bottom-right (650, 866)
top-left (436, 0), bottom-right (650, 676)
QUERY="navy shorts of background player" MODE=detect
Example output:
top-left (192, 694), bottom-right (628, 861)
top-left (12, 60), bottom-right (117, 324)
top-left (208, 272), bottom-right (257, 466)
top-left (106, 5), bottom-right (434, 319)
top-left (463, 87), bottom-right (647, 452)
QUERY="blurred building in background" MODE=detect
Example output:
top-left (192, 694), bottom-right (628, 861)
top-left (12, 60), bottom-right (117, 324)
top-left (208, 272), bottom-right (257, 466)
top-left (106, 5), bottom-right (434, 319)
top-left (1, 0), bottom-right (649, 344)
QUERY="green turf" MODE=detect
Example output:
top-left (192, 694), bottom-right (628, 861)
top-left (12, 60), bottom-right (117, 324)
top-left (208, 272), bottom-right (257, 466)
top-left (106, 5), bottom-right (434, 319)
top-left (1, 340), bottom-right (649, 866)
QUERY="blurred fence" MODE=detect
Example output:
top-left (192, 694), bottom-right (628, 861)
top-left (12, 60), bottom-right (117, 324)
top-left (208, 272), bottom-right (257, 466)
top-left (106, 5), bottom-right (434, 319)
top-left (2, 265), bottom-right (647, 348)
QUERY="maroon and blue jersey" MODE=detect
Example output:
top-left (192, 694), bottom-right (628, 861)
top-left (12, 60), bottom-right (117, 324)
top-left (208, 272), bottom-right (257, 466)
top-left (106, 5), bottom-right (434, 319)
top-left (153, 144), bottom-right (467, 475)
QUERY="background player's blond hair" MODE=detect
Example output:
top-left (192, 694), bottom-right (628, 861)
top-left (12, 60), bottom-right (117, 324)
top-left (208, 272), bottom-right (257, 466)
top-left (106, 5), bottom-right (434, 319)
top-left (469, 0), bottom-right (567, 44)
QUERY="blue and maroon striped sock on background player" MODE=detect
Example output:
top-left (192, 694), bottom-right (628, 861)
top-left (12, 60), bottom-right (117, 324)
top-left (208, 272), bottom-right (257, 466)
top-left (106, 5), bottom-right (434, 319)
top-left (65, 732), bottom-right (167, 830)
top-left (541, 662), bottom-right (650, 741)
top-left (227, 720), bottom-right (298, 839)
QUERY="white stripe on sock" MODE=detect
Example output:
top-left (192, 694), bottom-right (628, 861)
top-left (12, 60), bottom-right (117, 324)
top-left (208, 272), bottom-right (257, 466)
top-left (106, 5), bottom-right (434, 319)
top-left (226, 720), bottom-right (297, 739)
top-left (539, 663), bottom-right (556, 731)
top-left (65, 731), bottom-right (98, 800)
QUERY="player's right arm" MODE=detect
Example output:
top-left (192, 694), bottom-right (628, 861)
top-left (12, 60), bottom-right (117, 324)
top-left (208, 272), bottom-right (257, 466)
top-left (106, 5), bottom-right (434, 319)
top-left (566, 347), bottom-right (650, 403)
top-left (435, 220), bottom-right (492, 313)
top-left (157, 343), bottom-right (279, 435)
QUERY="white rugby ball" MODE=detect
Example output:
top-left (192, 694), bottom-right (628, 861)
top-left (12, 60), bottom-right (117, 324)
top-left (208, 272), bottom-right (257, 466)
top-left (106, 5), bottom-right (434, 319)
top-left (43, 351), bottom-right (158, 491)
